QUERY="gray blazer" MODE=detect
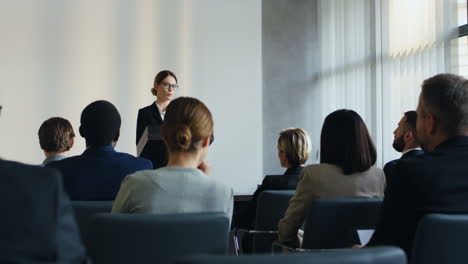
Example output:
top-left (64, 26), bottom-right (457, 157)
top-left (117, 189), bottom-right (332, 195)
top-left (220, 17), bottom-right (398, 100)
top-left (112, 167), bottom-right (233, 221)
top-left (278, 164), bottom-right (386, 242)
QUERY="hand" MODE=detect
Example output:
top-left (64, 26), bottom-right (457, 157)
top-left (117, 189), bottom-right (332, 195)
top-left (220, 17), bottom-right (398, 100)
top-left (352, 244), bottom-right (363, 249)
top-left (198, 161), bottom-right (210, 176)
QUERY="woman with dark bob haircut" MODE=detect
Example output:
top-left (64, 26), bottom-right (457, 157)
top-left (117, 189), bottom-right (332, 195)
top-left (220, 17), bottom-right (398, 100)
top-left (278, 109), bottom-right (386, 246)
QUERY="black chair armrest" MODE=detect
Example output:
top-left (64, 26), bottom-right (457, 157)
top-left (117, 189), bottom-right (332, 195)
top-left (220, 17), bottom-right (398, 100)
top-left (233, 228), bottom-right (279, 255)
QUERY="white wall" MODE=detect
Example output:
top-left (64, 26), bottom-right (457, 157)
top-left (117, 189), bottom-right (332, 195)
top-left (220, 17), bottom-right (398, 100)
top-left (0, 0), bottom-right (262, 194)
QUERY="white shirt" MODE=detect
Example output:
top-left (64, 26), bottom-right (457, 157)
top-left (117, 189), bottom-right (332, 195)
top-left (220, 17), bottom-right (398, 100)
top-left (402, 148), bottom-right (422, 156)
top-left (155, 102), bottom-right (165, 120)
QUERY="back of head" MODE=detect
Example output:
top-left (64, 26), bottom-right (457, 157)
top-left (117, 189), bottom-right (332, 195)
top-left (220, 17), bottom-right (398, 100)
top-left (161, 97), bottom-right (213, 152)
top-left (277, 128), bottom-right (312, 167)
top-left (421, 73), bottom-right (468, 136)
top-left (38, 117), bottom-right (75, 152)
top-left (320, 109), bottom-right (376, 175)
top-left (79, 100), bottom-right (121, 147)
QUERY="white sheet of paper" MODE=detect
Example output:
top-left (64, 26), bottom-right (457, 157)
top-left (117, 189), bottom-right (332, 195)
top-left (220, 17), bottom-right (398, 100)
top-left (357, 229), bottom-right (375, 245)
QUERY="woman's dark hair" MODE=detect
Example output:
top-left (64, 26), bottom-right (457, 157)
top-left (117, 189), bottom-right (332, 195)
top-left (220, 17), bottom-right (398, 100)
top-left (151, 70), bottom-right (178, 96)
top-left (320, 109), bottom-right (376, 175)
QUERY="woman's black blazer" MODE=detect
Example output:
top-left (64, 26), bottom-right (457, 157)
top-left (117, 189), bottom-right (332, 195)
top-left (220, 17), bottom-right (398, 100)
top-left (136, 103), bottom-right (167, 168)
top-left (136, 103), bottom-right (162, 144)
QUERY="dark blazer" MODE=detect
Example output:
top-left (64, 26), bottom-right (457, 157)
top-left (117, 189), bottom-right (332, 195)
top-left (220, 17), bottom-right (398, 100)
top-left (136, 103), bottom-right (168, 169)
top-left (0, 160), bottom-right (86, 263)
top-left (383, 149), bottom-right (424, 181)
top-left (47, 146), bottom-right (153, 201)
top-left (234, 166), bottom-right (303, 230)
top-left (136, 103), bottom-right (162, 144)
top-left (368, 136), bottom-right (468, 258)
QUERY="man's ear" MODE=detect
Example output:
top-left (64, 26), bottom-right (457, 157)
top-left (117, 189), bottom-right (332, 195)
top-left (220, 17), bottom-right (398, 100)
top-left (70, 137), bottom-right (75, 149)
top-left (404, 130), bottom-right (417, 145)
top-left (79, 126), bottom-right (86, 138)
top-left (404, 130), bottom-right (412, 141)
top-left (427, 113), bottom-right (437, 135)
top-left (113, 129), bottom-right (120, 142)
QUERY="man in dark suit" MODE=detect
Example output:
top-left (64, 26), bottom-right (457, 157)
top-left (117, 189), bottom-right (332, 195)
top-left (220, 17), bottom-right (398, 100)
top-left (0, 159), bottom-right (86, 263)
top-left (367, 73), bottom-right (468, 258)
top-left (383, 110), bottom-right (423, 180)
top-left (47, 100), bottom-right (153, 201)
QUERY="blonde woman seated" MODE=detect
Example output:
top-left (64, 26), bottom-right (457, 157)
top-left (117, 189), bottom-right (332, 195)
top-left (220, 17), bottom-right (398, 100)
top-left (234, 128), bottom-right (311, 230)
top-left (112, 97), bottom-right (233, 219)
top-left (278, 109), bottom-right (386, 247)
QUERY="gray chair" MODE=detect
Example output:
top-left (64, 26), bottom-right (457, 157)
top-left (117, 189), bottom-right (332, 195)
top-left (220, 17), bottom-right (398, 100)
top-left (177, 246), bottom-right (406, 264)
top-left (302, 198), bottom-right (382, 249)
top-left (274, 198), bottom-right (382, 251)
top-left (70, 200), bottom-right (113, 248)
top-left (87, 213), bottom-right (230, 264)
top-left (234, 190), bottom-right (295, 254)
top-left (412, 213), bottom-right (468, 264)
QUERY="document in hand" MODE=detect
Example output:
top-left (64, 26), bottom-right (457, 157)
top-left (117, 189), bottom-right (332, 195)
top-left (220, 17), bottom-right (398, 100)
top-left (357, 229), bottom-right (375, 245)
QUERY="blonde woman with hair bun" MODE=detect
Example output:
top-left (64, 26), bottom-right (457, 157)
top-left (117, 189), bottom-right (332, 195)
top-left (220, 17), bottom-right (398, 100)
top-left (113, 97), bottom-right (233, 219)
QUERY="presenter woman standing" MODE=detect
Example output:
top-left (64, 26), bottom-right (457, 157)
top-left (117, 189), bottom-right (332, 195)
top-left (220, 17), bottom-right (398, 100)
top-left (136, 70), bottom-right (178, 169)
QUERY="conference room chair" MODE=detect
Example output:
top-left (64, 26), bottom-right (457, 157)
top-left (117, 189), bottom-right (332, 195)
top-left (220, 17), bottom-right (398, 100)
top-left (70, 200), bottom-right (113, 248)
top-left (274, 198), bottom-right (382, 252)
top-left (87, 212), bottom-right (230, 264)
top-left (234, 190), bottom-right (295, 254)
top-left (176, 246), bottom-right (406, 264)
top-left (412, 213), bottom-right (468, 264)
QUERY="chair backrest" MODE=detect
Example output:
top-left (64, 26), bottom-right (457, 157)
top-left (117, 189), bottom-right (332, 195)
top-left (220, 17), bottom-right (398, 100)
top-left (263, 175), bottom-right (299, 190)
top-left (176, 246), bottom-right (406, 264)
top-left (412, 213), bottom-right (468, 264)
top-left (302, 198), bottom-right (382, 249)
top-left (71, 200), bottom-right (113, 248)
top-left (252, 190), bottom-right (295, 253)
top-left (87, 213), bottom-right (230, 264)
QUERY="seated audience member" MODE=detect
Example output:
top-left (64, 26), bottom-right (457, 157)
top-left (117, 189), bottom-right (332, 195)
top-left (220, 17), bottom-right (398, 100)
top-left (367, 73), bottom-right (468, 258)
top-left (112, 97), bottom-right (233, 220)
top-left (0, 159), bottom-right (86, 263)
top-left (383, 111), bottom-right (423, 180)
top-left (278, 109), bottom-right (386, 247)
top-left (38, 117), bottom-right (75, 166)
top-left (47, 100), bottom-right (153, 201)
top-left (234, 128), bottom-right (312, 230)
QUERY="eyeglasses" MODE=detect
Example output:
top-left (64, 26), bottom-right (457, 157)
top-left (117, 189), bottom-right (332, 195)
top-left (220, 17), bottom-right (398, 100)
top-left (160, 81), bottom-right (179, 90)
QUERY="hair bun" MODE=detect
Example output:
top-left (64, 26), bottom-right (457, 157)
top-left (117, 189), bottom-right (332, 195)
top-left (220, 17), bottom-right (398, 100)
top-left (174, 124), bottom-right (192, 151)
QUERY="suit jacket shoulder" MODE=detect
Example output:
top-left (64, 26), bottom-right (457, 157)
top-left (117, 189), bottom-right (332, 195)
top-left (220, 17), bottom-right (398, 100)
top-left (0, 160), bottom-right (86, 263)
top-left (300, 164), bottom-right (385, 198)
top-left (46, 148), bottom-right (152, 200)
top-left (368, 137), bottom-right (468, 258)
top-left (383, 159), bottom-right (398, 181)
top-left (384, 150), bottom-right (423, 181)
